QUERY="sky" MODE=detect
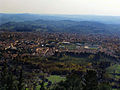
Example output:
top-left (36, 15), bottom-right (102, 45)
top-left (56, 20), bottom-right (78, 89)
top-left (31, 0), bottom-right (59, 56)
top-left (0, 0), bottom-right (120, 16)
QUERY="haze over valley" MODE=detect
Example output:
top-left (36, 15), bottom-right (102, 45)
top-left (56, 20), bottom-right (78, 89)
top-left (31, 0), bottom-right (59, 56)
top-left (1, 0), bottom-right (120, 89)
top-left (1, 13), bottom-right (120, 35)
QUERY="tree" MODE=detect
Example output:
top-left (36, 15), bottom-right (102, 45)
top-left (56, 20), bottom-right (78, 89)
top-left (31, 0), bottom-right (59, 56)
top-left (40, 76), bottom-right (46, 90)
top-left (0, 63), bottom-right (17, 90)
top-left (98, 83), bottom-right (112, 90)
top-left (17, 67), bottom-right (24, 90)
top-left (83, 70), bottom-right (98, 90)
top-left (53, 72), bottom-right (84, 90)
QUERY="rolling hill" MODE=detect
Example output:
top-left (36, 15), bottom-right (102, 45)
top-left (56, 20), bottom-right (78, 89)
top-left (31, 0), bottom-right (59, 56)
top-left (1, 13), bottom-right (120, 34)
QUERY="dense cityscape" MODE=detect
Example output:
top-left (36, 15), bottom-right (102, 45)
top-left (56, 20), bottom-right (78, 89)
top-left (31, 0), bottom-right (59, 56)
top-left (0, 32), bottom-right (120, 89)
top-left (1, 32), bottom-right (120, 59)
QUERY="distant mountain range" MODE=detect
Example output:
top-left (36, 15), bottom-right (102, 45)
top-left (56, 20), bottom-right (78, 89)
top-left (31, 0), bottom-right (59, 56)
top-left (1, 13), bottom-right (120, 24)
top-left (0, 13), bottom-right (120, 34)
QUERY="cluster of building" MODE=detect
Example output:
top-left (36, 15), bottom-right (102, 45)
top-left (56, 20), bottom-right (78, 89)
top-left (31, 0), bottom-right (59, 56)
top-left (0, 32), bottom-right (120, 60)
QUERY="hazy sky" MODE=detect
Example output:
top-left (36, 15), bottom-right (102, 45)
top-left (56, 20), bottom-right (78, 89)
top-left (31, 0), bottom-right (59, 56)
top-left (0, 0), bottom-right (120, 16)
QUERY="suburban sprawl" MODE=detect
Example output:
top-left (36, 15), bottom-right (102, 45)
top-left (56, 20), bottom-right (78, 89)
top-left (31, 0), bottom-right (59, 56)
top-left (0, 32), bottom-right (120, 90)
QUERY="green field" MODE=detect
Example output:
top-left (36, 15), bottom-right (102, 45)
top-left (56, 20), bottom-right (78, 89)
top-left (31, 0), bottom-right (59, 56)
top-left (106, 64), bottom-right (120, 74)
top-left (47, 75), bottom-right (65, 84)
top-left (106, 64), bottom-right (120, 79)
top-left (106, 64), bottom-right (120, 89)
top-left (59, 55), bottom-right (89, 64)
top-left (59, 44), bottom-right (77, 50)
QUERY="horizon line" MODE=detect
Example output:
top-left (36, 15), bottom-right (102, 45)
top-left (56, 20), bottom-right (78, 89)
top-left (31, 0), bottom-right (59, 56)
top-left (1, 12), bottom-right (120, 17)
